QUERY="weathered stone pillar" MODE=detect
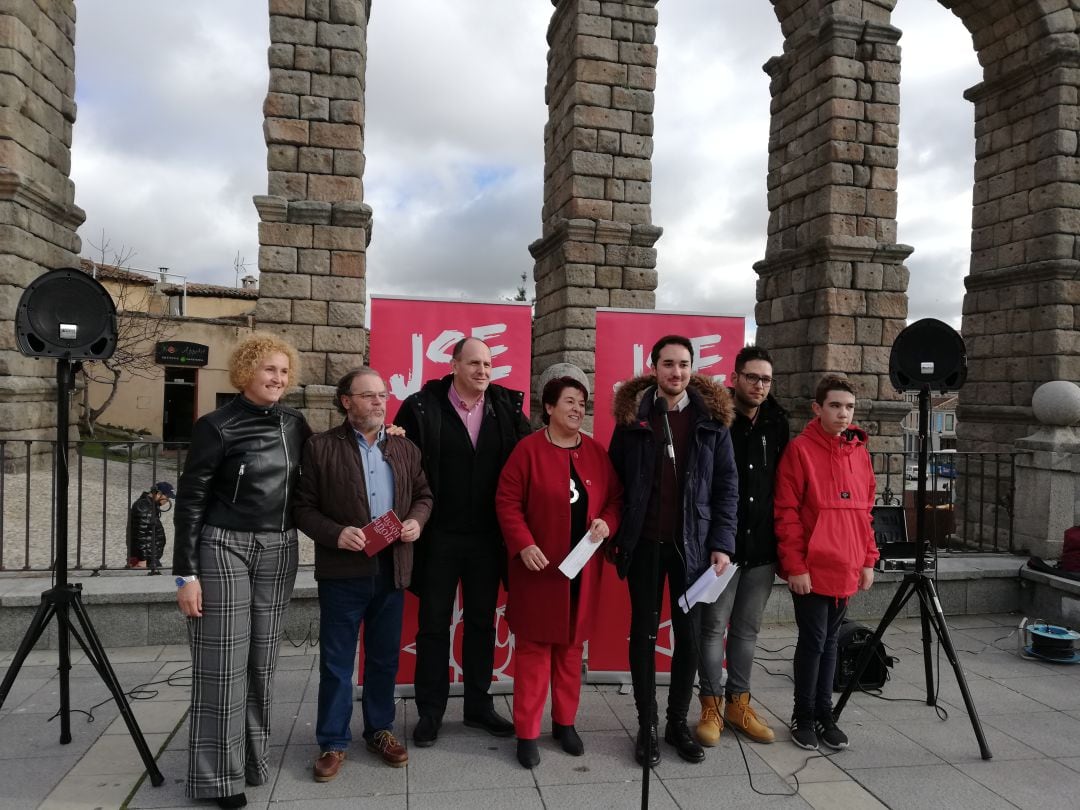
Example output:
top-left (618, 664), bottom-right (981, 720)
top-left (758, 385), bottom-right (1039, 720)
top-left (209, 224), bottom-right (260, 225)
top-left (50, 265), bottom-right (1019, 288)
top-left (1012, 382), bottom-right (1080, 559)
top-left (959, 53), bottom-right (1080, 451)
top-left (753, 13), bottom-right (909, 450)
top-left (530, 0), bottom-right (662, 407)
top-left (0, 0), bottom-right (84, 448)
top-left (255, 0), bottom-right (371, 431)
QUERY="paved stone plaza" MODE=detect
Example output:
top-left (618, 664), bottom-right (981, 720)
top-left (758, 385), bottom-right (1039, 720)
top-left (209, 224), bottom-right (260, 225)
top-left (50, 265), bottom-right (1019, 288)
top-left (2, 612), bottom-right (1080, 809)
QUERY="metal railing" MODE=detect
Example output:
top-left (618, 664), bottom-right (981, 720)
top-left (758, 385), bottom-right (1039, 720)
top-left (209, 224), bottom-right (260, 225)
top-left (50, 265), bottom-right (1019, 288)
top-left (0, 441), bottom-right (1019, 572)
top-left (0, 440), bottom-right (188, 572)
top-left (870, 450), bottom-right (1017, 554)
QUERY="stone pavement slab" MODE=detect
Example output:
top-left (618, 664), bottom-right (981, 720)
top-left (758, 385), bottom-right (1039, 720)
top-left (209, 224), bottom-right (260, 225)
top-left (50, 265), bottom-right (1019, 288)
top-left (5, 613), bottom-right (1080, 808)
top-left (846, 763), bottom-right (1015, 810)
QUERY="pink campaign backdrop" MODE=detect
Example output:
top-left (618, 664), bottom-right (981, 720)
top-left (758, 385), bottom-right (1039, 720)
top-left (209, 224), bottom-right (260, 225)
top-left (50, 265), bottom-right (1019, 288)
top-left (586, 309), bottom-right (744, 678)
top-left (369, 295), bottom-right (533, 422)
top-left (364, 296), bottom-right (532, 686)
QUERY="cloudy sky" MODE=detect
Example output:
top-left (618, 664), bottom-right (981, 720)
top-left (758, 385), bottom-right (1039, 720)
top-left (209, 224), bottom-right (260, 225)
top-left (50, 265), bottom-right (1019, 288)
top-left (70, 1), bottom-right (981, 334)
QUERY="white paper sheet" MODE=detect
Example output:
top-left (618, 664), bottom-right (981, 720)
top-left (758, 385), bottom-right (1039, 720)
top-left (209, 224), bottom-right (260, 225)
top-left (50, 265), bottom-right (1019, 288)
top-left (678, 563), bottom-right (739, 612)
top-left (558, 531), bottom-right (603, 579)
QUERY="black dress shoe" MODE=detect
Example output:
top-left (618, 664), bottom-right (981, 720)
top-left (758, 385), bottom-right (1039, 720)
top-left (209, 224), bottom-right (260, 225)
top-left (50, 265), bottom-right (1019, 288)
top-left (664, 720), bottom-right (706, 763)
top-left (634, 724), bottom-right (660, 767)
top-left (516, 737), bottom-right (540, 768)
top-left (552, 722), bottom-right (584, 756)
top-left (414, 715), bottom-right (441, 747)
top-left (463, 706), bottom-right (514, 737)
top-left (215, 794), bottom-right (247, 809)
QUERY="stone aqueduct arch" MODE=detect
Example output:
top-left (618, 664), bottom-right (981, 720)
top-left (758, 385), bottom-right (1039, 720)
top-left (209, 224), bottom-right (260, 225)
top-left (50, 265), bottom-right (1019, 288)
top-left (1, 1), bottom-right (1079, 526)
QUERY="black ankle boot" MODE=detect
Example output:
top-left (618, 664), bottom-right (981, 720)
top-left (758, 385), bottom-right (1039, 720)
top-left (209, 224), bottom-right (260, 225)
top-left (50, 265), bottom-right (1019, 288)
top-left (634, 723), bottom-right (660, 766)
top-left (664, 720), bottom-right (705, 763)
top-left (215, 794), bottom-right (247, 809)
top-left (517, 737), bottom-right (540, 768)
top-left (552, 722), bottom-right (584, 756)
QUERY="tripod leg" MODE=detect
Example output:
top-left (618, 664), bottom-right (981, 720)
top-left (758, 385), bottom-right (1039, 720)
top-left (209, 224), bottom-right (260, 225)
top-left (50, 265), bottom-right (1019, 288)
top-left (834, 573), bottom-right (918, 717)
top-left (919, 591), bottom-right (934, 705)
top-left (57, 602), bottom-right (72, 744)
top-left (0, 597), bottom-right (57, 708)
top-left (914, 577), bottom-right (993, 760)
top-left (68, 595), bottom-right (166, 786)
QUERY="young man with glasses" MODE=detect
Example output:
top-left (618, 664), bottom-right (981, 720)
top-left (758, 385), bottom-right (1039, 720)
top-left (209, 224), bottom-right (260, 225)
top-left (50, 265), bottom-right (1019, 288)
top-left (295, 367), bottom-right (433, 780)
top-left (695, 346), bottom-right (789, 746)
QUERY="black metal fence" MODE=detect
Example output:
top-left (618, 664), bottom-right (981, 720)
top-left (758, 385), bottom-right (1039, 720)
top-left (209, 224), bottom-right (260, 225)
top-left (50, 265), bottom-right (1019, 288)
top-left (869, 450), bottom-right (1017, 554)
top-left (0, 441), bottom-right (1018, 572)
top-left (0, 440), bottom-right (187, 572)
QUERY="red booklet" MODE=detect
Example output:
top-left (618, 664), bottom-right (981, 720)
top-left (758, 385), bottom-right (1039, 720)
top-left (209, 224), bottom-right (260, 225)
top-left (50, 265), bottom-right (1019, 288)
top-left (362, 510), bottom-right (404, 557)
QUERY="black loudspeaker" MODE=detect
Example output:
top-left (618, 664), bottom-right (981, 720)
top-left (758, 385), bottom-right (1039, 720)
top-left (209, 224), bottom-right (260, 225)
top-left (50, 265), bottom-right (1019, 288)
top-left (15, 268), bottom-right (117, 360)
top-left (889, 317), bottom-right (967, 393)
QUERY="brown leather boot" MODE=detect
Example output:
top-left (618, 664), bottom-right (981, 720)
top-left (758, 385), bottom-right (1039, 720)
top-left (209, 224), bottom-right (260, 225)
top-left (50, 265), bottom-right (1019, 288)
top-left (724, 692), bottom-right (775, 743)
top-left (695, 694), bottom-right (724, 746)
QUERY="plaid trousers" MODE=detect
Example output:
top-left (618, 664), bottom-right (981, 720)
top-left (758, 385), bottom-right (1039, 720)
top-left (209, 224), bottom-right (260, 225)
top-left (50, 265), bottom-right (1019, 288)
top-left (185, 526), bottom-right (298, 799)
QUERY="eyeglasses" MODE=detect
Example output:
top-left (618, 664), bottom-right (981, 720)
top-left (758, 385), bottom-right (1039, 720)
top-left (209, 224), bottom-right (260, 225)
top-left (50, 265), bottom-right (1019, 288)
top-left (348, 391), bottom-right (389, 402)
top-left (739, 373), bottom-right (773, 387)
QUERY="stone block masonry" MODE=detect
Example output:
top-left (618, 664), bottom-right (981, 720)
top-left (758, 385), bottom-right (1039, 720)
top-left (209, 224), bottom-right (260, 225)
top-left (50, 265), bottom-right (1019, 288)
top-left (530, 0), bottom-right (662, 407)
top-left (0, 0), bottom-right (84, 448)
top-left (256, 0), bottom-right (371, 401)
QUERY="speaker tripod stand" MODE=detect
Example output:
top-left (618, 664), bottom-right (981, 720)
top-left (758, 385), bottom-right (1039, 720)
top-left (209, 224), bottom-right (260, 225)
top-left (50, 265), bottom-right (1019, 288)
top-left (833, 384), bottom-right (991, 760)
top-left (0, 359), bottom-right (164, 785)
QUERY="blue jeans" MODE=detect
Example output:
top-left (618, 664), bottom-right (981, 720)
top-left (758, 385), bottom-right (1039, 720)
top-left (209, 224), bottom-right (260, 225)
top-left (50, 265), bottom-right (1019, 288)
top-left (317, 577), bottom-right (404, 750)
top-left (697, 563), bottom-right (775, 696)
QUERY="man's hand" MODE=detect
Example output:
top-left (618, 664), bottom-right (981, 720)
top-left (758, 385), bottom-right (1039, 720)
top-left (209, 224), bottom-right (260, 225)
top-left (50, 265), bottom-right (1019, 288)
top-left (386, 424), bottom-right (405, 438)
top-left (588, 518), bottom-right (610, 543)
top-left (710, 551), bottom-right (731, 575)
top-left (337, 526), bottom-right (367, 552)
top-left (400, 519), bottom-right (420, 543)
top-left (177, 580), bottom-right (203, 618)
top-left (859, 566), bottom-right (874, 591)
top-left (788, 572), bottom-right (811, 595)
top-left (520, 545), bottom-right (549, 571)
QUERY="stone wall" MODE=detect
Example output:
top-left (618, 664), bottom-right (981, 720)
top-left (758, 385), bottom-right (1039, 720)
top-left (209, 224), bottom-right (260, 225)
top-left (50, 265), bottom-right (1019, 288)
top-left (0, 0), bottom-right (84, 446)
top-left (753, 9), bottom-right (910, 449)
top-left (254, 0), bottom-right (372, 431)
top-left (529, 0), bottom-right (662, 403)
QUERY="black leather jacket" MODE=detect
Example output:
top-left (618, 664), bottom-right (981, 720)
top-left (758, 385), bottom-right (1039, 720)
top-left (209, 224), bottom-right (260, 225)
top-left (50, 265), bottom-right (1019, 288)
top-left (172, 395), bottom-right (311, 576)
top-left (127, 492), bottom-right (165, 568)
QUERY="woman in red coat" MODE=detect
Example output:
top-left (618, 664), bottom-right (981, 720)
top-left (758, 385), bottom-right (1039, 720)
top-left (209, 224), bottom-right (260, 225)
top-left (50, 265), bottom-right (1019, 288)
top-left (496, 375), bottom-right (623, 769)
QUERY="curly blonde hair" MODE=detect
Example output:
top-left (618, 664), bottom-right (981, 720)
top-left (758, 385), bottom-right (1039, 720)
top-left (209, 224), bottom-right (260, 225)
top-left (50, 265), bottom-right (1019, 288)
top-left (228, 332), bottom-right (301, 391)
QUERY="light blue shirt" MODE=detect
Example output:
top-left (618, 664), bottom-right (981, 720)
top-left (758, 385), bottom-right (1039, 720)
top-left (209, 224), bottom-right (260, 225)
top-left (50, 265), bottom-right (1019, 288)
top-left (354, 426), bottom-right (395, 518)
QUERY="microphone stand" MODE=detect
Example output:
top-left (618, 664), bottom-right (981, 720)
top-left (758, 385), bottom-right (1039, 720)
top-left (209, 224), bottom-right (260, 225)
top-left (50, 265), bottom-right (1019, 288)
top-left (641, 398), bottom-right (677, 809)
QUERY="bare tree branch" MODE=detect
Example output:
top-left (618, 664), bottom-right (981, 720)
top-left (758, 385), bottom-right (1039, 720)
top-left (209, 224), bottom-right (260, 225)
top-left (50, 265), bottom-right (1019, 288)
top-left (78, 236), bottom-right (175, 434)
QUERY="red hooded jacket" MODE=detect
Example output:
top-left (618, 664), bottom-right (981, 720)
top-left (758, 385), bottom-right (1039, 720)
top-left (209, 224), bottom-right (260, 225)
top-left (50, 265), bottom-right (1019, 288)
top-left (774, 418), bottom-right (878, 598)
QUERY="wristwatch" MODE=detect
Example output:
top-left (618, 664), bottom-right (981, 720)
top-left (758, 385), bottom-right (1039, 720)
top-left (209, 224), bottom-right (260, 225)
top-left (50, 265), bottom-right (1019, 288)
top-left (175, 575), bottom-right (198, 588)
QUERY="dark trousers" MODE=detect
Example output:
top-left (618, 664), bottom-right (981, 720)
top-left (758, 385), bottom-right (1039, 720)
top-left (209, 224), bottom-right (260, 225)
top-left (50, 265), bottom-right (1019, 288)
top-left (316, 576), bottom-right (404, 750)
top-left (413, 530), bottom-right (501, 720)
top-left (627, 541), bottom-right (697, 725)
top-left (791, 592), bottom-right (848, 721)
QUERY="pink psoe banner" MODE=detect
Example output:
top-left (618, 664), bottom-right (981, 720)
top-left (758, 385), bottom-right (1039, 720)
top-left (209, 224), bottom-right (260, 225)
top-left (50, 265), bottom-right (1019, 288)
top-left (365, 295), bottom-right (531, 686)
top-left (369, 296), bottom-right (534, 423)
top-left (592, 309), bottom-right (745, 448)
top-left (586, 308), bottom-right (744, 677)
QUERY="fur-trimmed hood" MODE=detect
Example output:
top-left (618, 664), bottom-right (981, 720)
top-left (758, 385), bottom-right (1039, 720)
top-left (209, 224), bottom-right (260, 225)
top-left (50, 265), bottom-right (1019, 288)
top-left (612, 373), bottom-right (735, 427)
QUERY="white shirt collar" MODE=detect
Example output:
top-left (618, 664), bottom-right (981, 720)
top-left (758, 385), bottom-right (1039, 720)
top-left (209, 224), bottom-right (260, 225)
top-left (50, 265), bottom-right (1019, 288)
top-left (654, 389), bottom-right (689, 412)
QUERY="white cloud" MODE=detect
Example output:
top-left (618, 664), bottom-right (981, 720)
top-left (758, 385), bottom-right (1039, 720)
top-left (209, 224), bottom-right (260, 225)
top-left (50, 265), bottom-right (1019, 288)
top-left (69, 0), bottom-right (982, 334)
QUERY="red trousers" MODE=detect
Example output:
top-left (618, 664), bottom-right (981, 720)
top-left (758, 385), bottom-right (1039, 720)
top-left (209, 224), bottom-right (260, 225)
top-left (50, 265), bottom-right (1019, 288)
top-left (512, 637), bottom-right (584, 739)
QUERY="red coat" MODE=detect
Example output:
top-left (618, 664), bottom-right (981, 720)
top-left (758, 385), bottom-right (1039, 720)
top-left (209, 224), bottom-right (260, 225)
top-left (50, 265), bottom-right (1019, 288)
top-left (774, 418), bottom-right (878, 598)
top-left (496, 429), bottom-right (623, 645)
